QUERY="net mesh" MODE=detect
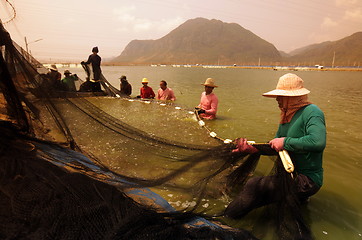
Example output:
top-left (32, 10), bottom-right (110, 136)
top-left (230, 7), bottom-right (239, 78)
top-left (0, 20), bottom-right (313, 240)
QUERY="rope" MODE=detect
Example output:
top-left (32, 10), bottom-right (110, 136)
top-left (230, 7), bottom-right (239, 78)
top-left (3, 0), bottom-right (16, 24)
top-left (194, 110), bottom-right (295, 175)
top-left (194, 110), bottom-right (232, 144)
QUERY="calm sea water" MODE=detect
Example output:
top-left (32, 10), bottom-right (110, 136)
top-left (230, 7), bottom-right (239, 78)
top-left (60, 66), bottom-right (362, 239)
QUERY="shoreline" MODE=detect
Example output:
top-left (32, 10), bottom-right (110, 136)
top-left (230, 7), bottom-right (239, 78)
top-left (41, 63), bottom-right (362, 71)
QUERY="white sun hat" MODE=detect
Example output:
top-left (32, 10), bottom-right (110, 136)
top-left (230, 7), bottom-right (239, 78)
top-left (263, 73), bottom-right (310, 97)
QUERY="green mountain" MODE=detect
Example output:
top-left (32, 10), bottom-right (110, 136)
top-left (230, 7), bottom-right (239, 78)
top-left (112, 18), bottom-right (281, 65)
top-left (286, 32), bottom-right (362, 67)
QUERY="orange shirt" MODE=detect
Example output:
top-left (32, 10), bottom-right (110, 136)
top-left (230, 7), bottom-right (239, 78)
top-left (140, 86), bottom-right (155, 98)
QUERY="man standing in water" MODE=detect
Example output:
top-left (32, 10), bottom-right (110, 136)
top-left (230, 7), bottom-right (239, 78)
top-left (225, 73), bottom-right (326, 218)
top-left (157, 80), bottom-right (176, 101)
top-left (46, 64), bottom-right (61, 90)
top-left (139, 78), bottom-right (155, 99)
top-left (119, 75), bottom-right (132, 96)
top-left (61, 70), bottom-right (79, 92)
top-left (82, 46), bottom-right (102, 92)
top-left (196, 78), bottom-right (218, 119)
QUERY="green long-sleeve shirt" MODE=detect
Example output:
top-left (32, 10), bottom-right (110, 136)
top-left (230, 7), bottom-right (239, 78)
top-left (276, 104), bottom-right (326, 187)
top-left (62, 75), bottom-right (78, 92)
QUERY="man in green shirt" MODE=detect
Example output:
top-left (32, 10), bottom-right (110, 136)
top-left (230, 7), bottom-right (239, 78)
top-left (61, 70), bottom-right (79, 92)
top-left (225, 73), bottom-right (326, 218)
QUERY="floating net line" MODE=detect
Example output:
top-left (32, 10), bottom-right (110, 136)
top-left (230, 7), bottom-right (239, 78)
top-left (0, 20), bottom-right (313, 240)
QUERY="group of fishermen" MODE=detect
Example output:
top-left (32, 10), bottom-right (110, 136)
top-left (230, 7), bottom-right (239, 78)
top-left (126, 72), bottom-right (326, 226)
top-left (44, 48), bottom-right (326, 223)
top-left (44, 46), bottom-right (101, 93)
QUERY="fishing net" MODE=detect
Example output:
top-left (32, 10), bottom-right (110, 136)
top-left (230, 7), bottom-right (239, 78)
top-left (0, 20), bottom-right (313, 240)
top-left (0, 121), bottom-right (260, 240)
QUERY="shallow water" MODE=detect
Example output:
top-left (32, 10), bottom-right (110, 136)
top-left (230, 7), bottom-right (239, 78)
top-left (59, 65), bottom-right (362, 239)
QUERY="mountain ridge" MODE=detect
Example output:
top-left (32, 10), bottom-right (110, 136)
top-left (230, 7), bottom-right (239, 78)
top-left (112, 18), bottom-right (362, 67)
top-left (285, 32), bottom-right (362, 66)
top-left (113, 18), bottom-right (281, 65)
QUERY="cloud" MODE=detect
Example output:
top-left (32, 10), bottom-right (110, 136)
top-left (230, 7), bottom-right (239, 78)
top-left (113, 6), bottom-right (136, 23)
top-left (307, 32), bottom-right (331, 44)
top-left (343, 8), bottom-right (362, 21)
top-left (335, 0), bottom-right (359, 7)
top-left (321, 17), bottom-right (338, 28)
top-left (134, 21), bottom-right (152, 32)
top-left (112, 6), bottom-right (183, 38)
top-left (130, 17), bottom-right (184, 38)
top-left (156, 17), bottom-right (184, 33)
top-left (335, 0), bottom-right (362, 22)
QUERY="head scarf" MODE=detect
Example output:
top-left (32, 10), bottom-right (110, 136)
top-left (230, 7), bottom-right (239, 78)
top-left (277, 95), bottom-right (311, 124)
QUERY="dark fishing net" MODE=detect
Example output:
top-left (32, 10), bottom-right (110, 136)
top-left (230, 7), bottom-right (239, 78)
top-left (0, 121), bottom-right (259, 240)
top-left (272, 160), bottom-right (313, 240)
top-left (0, 21), bottom-right (256, 239)
top-left (0, 20), bottom-right (312, 240)
top-left (223, 149), bottom-right (314, 240)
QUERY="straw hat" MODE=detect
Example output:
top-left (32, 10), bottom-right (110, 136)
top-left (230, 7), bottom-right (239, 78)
top-left (263, 73), bottom-right (310, 97)
top-left (142, 78), bottom-right (149, 83)
top-left (64, 70), bottom-right (71, 75)
top-left (201, 78), bottom-right (218, 88)
top-left (49, 64), bottom-right (58, 71)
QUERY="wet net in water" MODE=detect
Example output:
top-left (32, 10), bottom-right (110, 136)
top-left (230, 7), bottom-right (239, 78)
top-left (0, 20), bottom-right (313, 240)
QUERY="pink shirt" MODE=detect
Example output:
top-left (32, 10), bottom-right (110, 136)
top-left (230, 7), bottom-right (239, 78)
top-left (157, 88), bottom-right (176, 101)
top-left (198, 92), bottom-right (218, 119)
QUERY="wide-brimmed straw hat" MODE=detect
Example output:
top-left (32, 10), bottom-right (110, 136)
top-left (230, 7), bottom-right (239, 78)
top-left (142, 78), bottom-right (149, 83)
top-left (49, 64), bottom-right (58, 71)
top-left (64, 70), bottom-right (71, 75)
top-left (201, 78), bottom-right (218, 88)
top-left (263, 73), bottom-right (310, 97)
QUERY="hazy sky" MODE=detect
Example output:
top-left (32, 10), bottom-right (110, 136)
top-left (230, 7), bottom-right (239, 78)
top-left (1, 0), bottom-right (362, 62)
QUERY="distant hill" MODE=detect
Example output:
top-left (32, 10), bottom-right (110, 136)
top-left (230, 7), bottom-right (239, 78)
top-left (279, 50), bottom-right (290, 58)
top-left (112, 18), bottom-right (281, 65)
top-left (288, 41), bottom-right (331, 56)
top-left (286, 32), bottom-right (362, 67)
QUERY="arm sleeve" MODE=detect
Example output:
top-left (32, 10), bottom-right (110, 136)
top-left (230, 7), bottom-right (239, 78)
top-left (284, 113), bottom-right (326, 153)
top-left (205, 95), bottom-right (218, 115)
top-left (197, 93), bottom-right (203, 108)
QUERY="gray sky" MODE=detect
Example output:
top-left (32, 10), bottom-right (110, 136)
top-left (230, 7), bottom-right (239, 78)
top-left (1, 0), bottom-right (362, 62)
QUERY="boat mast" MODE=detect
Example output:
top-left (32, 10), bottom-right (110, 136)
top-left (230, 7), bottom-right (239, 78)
top-left (332, 51), bottom-right (335, 68)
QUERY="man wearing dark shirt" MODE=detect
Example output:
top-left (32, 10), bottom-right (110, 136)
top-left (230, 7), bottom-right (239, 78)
top-left (119, 75), bottom-right (132, 96)
top-left (82, 47), bottom-right (102, 92)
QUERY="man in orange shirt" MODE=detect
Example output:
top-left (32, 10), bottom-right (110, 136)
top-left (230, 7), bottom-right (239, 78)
top-left (139, 78), bottom-right (155, 99)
